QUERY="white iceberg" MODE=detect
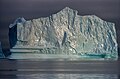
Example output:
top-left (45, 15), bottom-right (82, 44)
top-left (9, 7), bottom-right (118, 60)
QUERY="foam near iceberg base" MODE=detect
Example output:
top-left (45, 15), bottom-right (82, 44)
top-left (9, 53), bottom-right (106, 60)
top-left (9, 7), bottom-right (118, 60)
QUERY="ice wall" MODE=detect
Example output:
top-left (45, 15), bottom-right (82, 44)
top-left (9, 7), bottom-right (118, 59)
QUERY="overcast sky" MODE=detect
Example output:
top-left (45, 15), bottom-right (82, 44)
top-left (0, 0), bottom-right (120, 50)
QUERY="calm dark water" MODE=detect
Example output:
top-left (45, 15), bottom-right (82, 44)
top-left (0, 59), bottom-right (120, 79)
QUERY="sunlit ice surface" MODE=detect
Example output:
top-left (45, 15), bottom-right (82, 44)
top-left (8, 7), bottom-right (118, 60)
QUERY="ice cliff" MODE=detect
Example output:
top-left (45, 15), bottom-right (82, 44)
top-left (9, 7), bottom-right (118, 59)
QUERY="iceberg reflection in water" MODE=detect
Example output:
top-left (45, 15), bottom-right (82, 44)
top-left (0, 59), bottom-right (119, 79)
top-left (17, 74), bottom-right (118, 79)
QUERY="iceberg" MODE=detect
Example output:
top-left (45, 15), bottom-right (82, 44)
top-left (9, 7), bottom-right (118, 60)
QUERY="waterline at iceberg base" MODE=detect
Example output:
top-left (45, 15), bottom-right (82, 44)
top-left (8, 7), bottom-right (118, 60)
top-left (9, 47), bottom-right (113, 60)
